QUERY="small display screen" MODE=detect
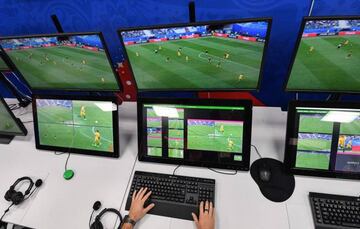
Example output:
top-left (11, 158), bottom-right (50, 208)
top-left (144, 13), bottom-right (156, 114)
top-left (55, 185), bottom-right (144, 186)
top-left (286, 18), bottom-right (360, 92)
top-left (120, 20), bottom-right (270, 90)
top-left (293, 107), bottom-right (360, 174)
top-left (139, 100), bottom-right (252, 170)
top-left (0, 98), bottom-right (25, 135)
top-left (34, 98), bottom-right (117, 156)
top-left (0, 33), bottom-right (120, 91)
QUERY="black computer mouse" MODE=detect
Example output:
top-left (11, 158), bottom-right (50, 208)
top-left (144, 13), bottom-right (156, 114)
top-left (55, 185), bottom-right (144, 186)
top-left (259, 167), bottom-right (271, 182)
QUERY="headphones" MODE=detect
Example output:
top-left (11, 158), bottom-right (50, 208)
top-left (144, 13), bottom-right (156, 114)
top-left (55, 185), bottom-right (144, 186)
top-left (90, 201), bottom-right (123, 229)
top-left (4, 177), bottom-right (43, 205)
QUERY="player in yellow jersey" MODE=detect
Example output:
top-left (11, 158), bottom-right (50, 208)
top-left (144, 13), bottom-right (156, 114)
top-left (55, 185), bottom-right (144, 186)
top-left (309, 46), bottom-right (315, 53)
top-left (159, 46), bottom-right (162, 50)
top-left (186, 56), bottom-right (189, 62)
top-left (177, 51), bottom-right (181, 57)
top-left (346, 139), bottom-right (352, 151)
top-left (344, 40), bottom-right (349, 45)
top-left (94, 130), bottom-right (101, 147)
top-left (227, 138), bottom-right (234, 151)
top-left (80, 105), bottom-right (86, 120)
top-left (219, 124), bottom-right (224, 134)
top-left (338, 135), bottom-right (345, 151)
top-left (238, 74), bottom-right (245, 81)
top-left (135, 52), bottom-right (139, 57)
top-left (224, 53), bottom-right (230, 59)
top-left (82, 59), bottom-right (87, 65)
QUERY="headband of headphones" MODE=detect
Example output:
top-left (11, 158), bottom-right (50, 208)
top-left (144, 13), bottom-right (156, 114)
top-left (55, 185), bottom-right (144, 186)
top-left (10, 176), bottom-right (34, 195)
top-left (95, 208), bottom-right (123, 228)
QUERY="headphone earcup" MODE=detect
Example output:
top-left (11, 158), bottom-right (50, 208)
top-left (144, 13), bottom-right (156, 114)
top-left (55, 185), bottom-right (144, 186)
top-left (90, 220), bottom-right (103, 229)
top-left (11, 192), bottom-right (24, 205)
top-left (4, 189), bottom-right (15, 202)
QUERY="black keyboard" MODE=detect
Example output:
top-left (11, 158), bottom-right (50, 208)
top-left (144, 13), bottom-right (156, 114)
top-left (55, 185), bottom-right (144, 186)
top-left (309, 192), bottom-right (360, 229)
top-left (125, 171), bottom-right (215, 220)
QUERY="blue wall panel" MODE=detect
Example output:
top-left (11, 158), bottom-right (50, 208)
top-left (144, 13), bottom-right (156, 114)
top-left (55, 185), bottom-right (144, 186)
top-left (0, 0), bottom-right (359, 105)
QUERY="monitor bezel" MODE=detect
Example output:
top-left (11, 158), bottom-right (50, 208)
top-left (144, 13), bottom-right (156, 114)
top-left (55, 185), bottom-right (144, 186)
top-left (137, 97), bottom-right (253, 171)
top-left (284, 100), bottom-right (360, 180)
top-left (118, 18), bottom-right (272, 92)
top-left (0, 96), bottom-right (28, 136)
top-left (284, 15), bottom-right (360, 94)
top-left (0, 32), bottom-right (123, 92)
top-left (32, 94), bottom-right (119, 158)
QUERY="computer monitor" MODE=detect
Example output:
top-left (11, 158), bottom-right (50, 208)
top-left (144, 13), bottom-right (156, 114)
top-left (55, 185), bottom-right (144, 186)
top-left (284, 101), bottom-right (360, 180)
top-left (0, 97), bottom-right (27, 144)
top-left (137, 98), bottom-right (252, 170)
top-left (0, 32), bottom-right (122, 92)
top-left (119, 18), bottom-right (272, 91)
top-left (0, 53), bottom-right (9, 71)
top-left (285, 16), bottom-right (360, 93)
top-left (32, 95), bottom-right (119, 158)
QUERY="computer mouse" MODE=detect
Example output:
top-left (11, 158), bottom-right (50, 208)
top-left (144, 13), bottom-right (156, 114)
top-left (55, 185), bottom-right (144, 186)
top-left (259, 167), bottom-right (271, 182)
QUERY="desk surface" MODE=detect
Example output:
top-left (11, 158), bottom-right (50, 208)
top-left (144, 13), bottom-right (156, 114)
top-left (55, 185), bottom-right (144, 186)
top-left (1, 101), bottom-right (359, 229)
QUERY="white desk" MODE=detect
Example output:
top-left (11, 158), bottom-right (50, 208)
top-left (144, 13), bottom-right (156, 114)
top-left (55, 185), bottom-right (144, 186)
top-left (1, 102), bottom-right (360, 229)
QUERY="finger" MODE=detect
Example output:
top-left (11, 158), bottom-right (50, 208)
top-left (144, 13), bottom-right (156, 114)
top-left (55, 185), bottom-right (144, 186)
top-left (205, 200), bottom-right (209, 214)
top-left (132, 190), bottom-right (137, 201)
top-left (212, 206), bottom-right (216, 218)
top-left (143, 203), bottom-right (155, 213)
top-left (209, 202), bottom-right (214, 216)
top-left (136, 188), bottom-right (143, 199)
top-left (142, 190), bottom-right (152, 202)
top-left (199, 201), bottom-right (204, 217)
top-left (192, 213), bottom-right (199, 227)
top-left (139, 187), bottom-right (148, 199)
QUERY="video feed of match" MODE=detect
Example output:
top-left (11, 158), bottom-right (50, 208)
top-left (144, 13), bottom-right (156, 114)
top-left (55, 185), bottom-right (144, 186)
top-left (295, 107), bottom-right (360, 173)
top-left (144, 104), bottom-right (244, 160)
top-left (0, 99), bottom-right (23, 134)
top-left (0, 56), bottom-right (8, 70)
top-left (0, 34), bottom-right (119, 90)
top-left (36, 99), bottom-right (114, 153)
top-left (287, 18), bottom-right (360, 92)
top-left (121, 21), bottom-right (269, 90)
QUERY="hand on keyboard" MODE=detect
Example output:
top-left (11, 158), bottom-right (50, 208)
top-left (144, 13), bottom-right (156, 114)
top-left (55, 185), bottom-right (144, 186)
top-left (192, 200), bottom-right (215, 229)
top-left (128, 187), bottom-right (155, 222)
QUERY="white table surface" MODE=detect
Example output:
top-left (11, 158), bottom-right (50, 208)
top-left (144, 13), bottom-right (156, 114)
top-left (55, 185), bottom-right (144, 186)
top-left (1, 101), bottom-right (360, 229)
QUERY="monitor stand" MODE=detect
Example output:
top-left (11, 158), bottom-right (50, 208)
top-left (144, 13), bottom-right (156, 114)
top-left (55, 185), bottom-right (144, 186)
top-left (0, 134), bottom-right (15, 144)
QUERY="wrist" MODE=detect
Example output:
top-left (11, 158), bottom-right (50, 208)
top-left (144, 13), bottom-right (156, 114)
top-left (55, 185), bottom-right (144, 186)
top-left (123, 215), bottom-right (137, 227)
top-left (122, 223), bottom-right (133, 229)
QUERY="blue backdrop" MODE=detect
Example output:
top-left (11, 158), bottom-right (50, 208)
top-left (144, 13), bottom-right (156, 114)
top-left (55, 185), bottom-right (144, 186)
top-left (0, 0), bottom-right (359, 107)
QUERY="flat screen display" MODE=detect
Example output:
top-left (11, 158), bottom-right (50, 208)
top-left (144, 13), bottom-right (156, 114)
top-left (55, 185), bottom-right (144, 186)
top-left (0, 33), bottom-right (121, 91)
top-left (285, 101), bottom-right (360, 180)
top-left (0, 97), bottom-right (27, 136)
top-left (119, 18), bottom-right (271, 91)
top-left (138, 98), bottom-right (252, 170)
top-left (0, 55), bottom-right (8, 71)
top-left (286, 16), bottom-right (360, 93)
top-left (33, 96), bottom-right (119, 158)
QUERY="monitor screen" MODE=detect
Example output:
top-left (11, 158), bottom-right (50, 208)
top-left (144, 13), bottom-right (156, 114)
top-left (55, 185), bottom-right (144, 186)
top-left (285, 101), bottom-right (360, 180)
top-left (0, 33), bottom-right (121, 91)
top-left (0, 55), bottom-right (8, 71)
top-left (32, 96), bottom-right (119, 158)
top-left (138, 98), bottom-right (252, 170)
top-left (286, 16), bottom-right (360, 93)
top-left (0, 97), bottom-right (27, 136)
top-left (119, 18), bottom-right (271, 91)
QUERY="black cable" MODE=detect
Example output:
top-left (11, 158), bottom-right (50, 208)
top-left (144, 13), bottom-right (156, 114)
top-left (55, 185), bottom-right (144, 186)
top-left (0, 203), bottom-right (14, 222)
top-left (208, 167), bottom-right (237, 175)
top-left (89, 210), bottom-right (95, 228)
top-left (251, 144), bottom-right (262, 159)
top-left (23, 186), bottom-right (39, 202)
top-left (65, 152), bottom-right (71, 171)
top-left (173, 164), bottom-right (181, 175)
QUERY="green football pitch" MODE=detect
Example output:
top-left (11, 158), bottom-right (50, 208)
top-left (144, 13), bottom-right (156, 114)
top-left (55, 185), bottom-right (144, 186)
top-left (125, 36), bottom-right (264, 89)
top-left (340, 120), bottom-right (360, 135)
top-left (296, 151), bottom-right (330, 170)
top-left (297, 138), bottom-right (331, 152)
top-left (7, 46), bottom-right (118, 90)
top-left (187, 121), bottom-right (243, 153)
top-left (0, 102), bottom-right (22, 133)
top-left (0, 56), bottom-right (8, 70)
top-left (287, 35), bottom-right (360, 91)
top-left (37, 101), bottom-right (114, 153)
top-left (298, 115), bottom-right (333, 134)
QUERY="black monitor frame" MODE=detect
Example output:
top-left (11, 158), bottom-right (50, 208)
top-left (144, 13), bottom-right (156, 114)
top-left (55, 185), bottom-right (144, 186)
top-left (284, 15), bottom-right (360, 94)
top-left (0, 97), bottom-right (28, 143)
top-left (137, 98), bottom-right (253, 171)
top-left (284, 100), bottom-right (360, 180)
top-left (32, 95), bottom-right (119, 158)
top-left (118, 18), bottom-right (272, 92)
top-left (0, 32), bottom-right (123, 92)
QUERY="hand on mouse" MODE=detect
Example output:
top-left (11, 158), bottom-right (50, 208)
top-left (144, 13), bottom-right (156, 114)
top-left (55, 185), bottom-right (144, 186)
top-left (192, 201), bottom-right (215, 229)
top-left (128, 187), bottom-right (155, 222)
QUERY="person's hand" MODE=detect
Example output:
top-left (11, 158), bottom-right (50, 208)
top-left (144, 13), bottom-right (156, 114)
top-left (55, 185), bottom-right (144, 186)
top-left (128, 187), bottom-right (155, 222)
top-left (192, 201), bottom-right (215, 229)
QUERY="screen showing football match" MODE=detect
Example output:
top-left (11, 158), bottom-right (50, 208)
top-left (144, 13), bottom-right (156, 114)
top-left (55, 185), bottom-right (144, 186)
top-left (35, 99), bottom-right (115, 153)
top-left (287, 18), bottom-right (360, 92)
top-left (0, 34), bottom-right (119, 91)
top-left (0, 99), bottom-right (24, 134)
top-left (144, 104), bottom-right (245, 163)
top-left (294, 107), bottom-right (360, 174)
top-left (121, 20), bottom-right (269, 90)
top-left (0, 55), bottom-right (8, 70)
